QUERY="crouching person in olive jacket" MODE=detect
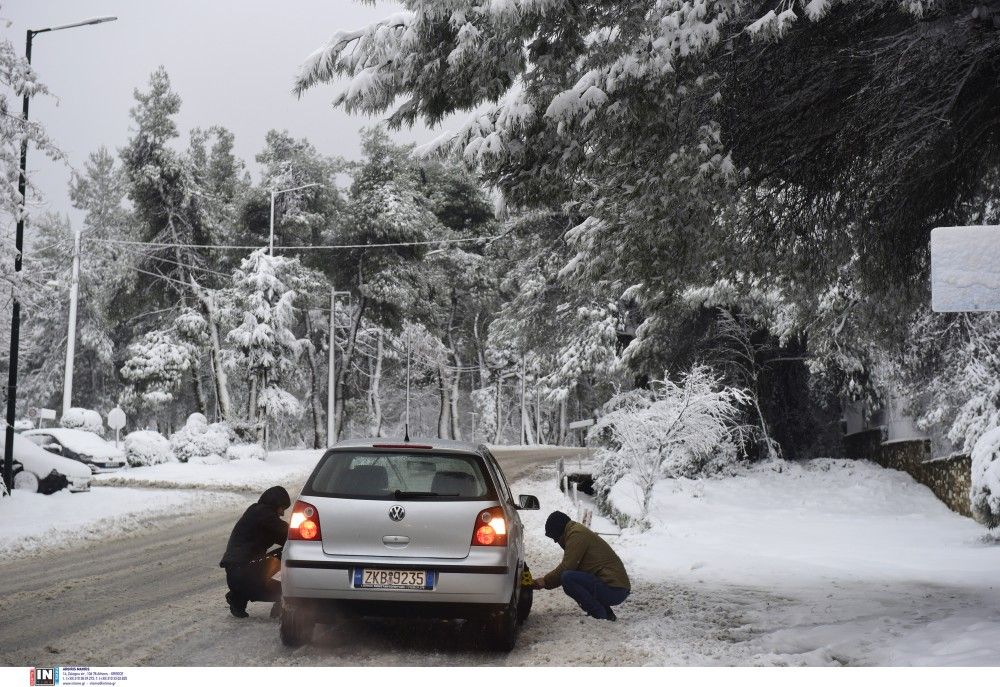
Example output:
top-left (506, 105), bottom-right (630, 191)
top-left (219, 485), bottom-right (290, 618)
top-left (532, 511), bottom-right (630, 621)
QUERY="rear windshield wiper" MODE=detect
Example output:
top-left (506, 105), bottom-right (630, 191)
top-left (392, 490), bottom-right (458, 499)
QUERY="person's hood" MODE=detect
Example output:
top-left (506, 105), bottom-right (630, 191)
top-left (259, 485), bottom-right (290, 509)
top-left (544, 510), bottom-right (571, 542)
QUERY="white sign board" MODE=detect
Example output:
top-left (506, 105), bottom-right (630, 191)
top-left (39, 408), bottom-right (56, 420)
top-left (107, 406), bottom-right (127, 431)
top-left (931, 226), bottom-right (1000, 312)
top-left (568, 418), bottom-right (595, 430)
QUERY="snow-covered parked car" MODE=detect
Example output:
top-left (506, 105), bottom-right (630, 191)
top-left (22, 428), bottom-right (126, 473)
top-left (1, 432), bottom-right (92, 493)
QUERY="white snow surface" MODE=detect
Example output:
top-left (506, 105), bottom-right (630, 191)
top-left (516, 458), bottom-right (1000, 666)
top-left (92, 448), bottom-right (324, 492)
top-left (0, 487), bottom-right (243, 559)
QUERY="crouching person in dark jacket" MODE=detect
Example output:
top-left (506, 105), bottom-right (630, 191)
top-left (220, 485), bottom-right (290, 618)
top-left (532, 511), bottom-right (630, 621)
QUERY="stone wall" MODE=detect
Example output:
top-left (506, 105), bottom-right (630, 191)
top-left (843, 432), bottom-right (972, 517)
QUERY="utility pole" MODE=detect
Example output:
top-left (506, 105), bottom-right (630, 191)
top-left (3, 15), bottom-right (116, 495)
top-left (62, 230), bottom-right (81, 416)
top-left (326, 288), bottom-right (350, 447)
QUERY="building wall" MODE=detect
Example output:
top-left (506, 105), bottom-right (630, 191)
top-left (843, 432), bottom-right (972, 517)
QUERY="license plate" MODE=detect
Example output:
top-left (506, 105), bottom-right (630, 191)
top-left (354, 568), bottom-right (435, 590)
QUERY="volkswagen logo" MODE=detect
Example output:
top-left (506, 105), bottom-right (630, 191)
top-left (388, 505), bottom-right (406, 522)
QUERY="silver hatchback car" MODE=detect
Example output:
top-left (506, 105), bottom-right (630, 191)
top-left (279, 438), bottom-right (540, 650)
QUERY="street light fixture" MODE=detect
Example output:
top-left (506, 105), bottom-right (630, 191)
top-left (269, 182), bottom-right (321, 256)
top-left (2, 16), bottom-right (118, 495)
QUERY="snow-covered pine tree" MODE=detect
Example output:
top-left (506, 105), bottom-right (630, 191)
top-left (223, 249), bottom-right (309, 442)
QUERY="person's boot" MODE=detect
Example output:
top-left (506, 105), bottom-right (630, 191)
top-left (226, 591), bottom-right (249, 618)
top-left (270, 601), bottom-right (282, 619)
top-left (604, 605), bottom-right (617, 622)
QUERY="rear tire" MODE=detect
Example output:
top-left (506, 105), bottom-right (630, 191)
top-left (279, 602), bottom-right (314, 647)
top-left (484, 586), bottom-right (519, 652)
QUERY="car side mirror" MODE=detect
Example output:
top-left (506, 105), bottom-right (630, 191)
top-left (517, 494), bottom-right (540, 510)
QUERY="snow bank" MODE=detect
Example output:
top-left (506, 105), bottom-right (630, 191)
top-left (60, 407), bottom-right (104, 434)
top-left (0, 487), bottom-right (244, 559)
top-left (226, 443), bottom-right (267, 461)
top-left (514, 458), bottom-right (1000, 666)
top-left (124, 430), bottom-right (175, 466)
top-left (614, 458), bottom-right (1000, 587)
top-left (970, 426), bottom-right (1000, 528)
top-left (92, 448), bottom-right (324, 492)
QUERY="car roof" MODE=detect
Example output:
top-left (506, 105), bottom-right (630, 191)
top-left (326, 437), bottom-right (485, 455)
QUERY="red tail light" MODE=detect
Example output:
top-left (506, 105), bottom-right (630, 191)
top-left (471, 506), bottom-right (507, 547)
top-left (288, 500), bottom-right (322, 541)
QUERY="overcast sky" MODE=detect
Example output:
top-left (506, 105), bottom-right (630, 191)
top-left (4, 0), bottom-right (449, 227)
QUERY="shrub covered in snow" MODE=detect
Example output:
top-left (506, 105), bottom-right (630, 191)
top-left (590, 364), bottom-right (750, 523)
top-left (226, 443), bottom-right (267, 461)
top-left (60, 407), bottom-right (104, 434)
top-left (123, 430), bottom-right (175, 467)
top-left (169, 413), bottom-right (233, 463)
top-left (971, 426), bottom-right (1000, 529)
top-left (13, 420), bottom-right (33, 431)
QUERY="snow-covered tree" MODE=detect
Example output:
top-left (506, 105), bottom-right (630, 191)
top-left (224, 249), bottom-right (310, 441)
top-left (120, 329), bottom-right (196, 411)
top-left (971, 426), bottom-right (1000, 530)
top-left (590, 364), bottom-right (750, 522)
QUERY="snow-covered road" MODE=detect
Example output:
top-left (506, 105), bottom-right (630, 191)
top-left (3, 456), bottom-right (999, 666)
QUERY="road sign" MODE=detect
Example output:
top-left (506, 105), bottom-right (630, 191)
top-left (27, 407), bottom-right (38, 419)
top-left (931, 226), bottom-right (1000, 312)
top-left (39, 408), bottom-right (56, 420)
top-left (568, 418), bottom-right (595, 430)
top-left (107, 406), bottom-right (126, 431)
top-left (108, 406), bottom-right (127, 449)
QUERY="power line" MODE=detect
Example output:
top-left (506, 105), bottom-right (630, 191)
top-left (87, 234), bottom-right (505, 252)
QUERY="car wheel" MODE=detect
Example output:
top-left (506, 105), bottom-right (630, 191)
top-left (517, 564), bottom-right (533, 625)
top-left (13, 469), bottom-right (39, 493)
top-left (484, 585), bottom-right (519, 652)
top-left (279, 602), bottom-right (314, 648)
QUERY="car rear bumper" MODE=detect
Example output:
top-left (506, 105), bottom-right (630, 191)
top-left (281, 541), bottom-right (516, 609)
top-left (283, 596), bottom-right (507, 622)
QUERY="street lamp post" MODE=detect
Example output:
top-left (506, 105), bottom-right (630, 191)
top-left (2, 16), bottom-right (117, 495)
top-left (269, 182), bottom-right (321, 256)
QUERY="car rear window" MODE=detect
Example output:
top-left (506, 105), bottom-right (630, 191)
top-left (304, 450), bottom-right (495, 501)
